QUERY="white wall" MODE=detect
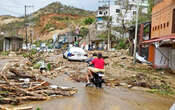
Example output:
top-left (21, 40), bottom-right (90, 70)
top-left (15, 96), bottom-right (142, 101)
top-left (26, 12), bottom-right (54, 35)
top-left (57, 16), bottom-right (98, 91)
top-left (169, 49), bottom-right (175, 70)
top-left (154, 47), bottom-right (170, 68)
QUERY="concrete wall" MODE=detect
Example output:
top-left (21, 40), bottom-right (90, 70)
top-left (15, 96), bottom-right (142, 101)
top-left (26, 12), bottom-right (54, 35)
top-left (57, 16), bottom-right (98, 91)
top-left (154, 47), bottom-right (170, 68)
top-left (169, 49), bottom-right (175, 70)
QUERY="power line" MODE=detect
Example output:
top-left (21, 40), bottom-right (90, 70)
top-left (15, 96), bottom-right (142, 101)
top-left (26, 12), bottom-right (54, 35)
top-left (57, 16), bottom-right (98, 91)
top-left (24, 5), bottom-right (34, 46)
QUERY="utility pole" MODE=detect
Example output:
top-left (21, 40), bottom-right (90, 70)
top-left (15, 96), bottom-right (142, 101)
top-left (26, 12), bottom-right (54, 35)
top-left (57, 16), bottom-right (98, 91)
top-left (99, 0), bottom-right (111, 51)
top-left (25, 5), bottom-right (27, 46)
top-left (24, 5), bottom-right (34, 47)
top-left (133, 0), bottom-right (139, 64)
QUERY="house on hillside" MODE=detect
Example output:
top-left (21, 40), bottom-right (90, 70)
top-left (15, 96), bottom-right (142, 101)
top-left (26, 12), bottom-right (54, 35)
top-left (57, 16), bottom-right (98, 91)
top-left (142, 0), bottom-right (175, 70)
top-left (96, 0), bottom-right (149, 33)
top-left (0, 36), bottom-right (23, 51)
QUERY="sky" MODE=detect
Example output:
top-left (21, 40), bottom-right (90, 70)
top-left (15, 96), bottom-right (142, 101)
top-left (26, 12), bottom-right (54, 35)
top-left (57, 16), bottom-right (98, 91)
top-left (0, 0), bottom-right (99, 17)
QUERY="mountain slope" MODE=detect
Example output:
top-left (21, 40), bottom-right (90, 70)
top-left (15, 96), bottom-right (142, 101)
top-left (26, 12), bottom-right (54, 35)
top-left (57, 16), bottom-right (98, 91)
top-left (0, 2), bottom-right (95, 40)
top-left (34, 2), bottom-right (93, 16)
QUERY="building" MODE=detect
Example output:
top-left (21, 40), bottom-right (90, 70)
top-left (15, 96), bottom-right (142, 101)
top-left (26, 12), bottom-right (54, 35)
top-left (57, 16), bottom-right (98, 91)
top-left (142, 0), bottom-right (175, 70)
top-left (96, 0), bottom-right (149, 32)
top-left (0, 36), bottom-right (23, 51)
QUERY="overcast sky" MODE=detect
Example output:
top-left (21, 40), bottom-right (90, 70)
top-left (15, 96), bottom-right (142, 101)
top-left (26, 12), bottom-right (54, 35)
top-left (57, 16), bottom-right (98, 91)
top-left (0, 0), bottom-right (99, 16)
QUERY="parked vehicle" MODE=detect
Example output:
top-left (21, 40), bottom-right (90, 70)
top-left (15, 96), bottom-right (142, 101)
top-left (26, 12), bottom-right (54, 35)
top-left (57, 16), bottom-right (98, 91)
top-left (63, 47), bottom-right (88, 61)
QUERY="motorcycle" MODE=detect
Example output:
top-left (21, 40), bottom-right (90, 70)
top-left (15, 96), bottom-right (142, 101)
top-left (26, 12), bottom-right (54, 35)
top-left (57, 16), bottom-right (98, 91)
top-left (87, 71), bottom-right (105, 88)
top-left (85, 60), bottom-right (105, 88)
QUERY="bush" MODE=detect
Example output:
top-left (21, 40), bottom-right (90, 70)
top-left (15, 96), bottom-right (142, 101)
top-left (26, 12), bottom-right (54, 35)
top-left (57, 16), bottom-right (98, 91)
top-left (115, 39), bottom-right (129, 50)
top-left (83, 17), bottom-right (94, 25)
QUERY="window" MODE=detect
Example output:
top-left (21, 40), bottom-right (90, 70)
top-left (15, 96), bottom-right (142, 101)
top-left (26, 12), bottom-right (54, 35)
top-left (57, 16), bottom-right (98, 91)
top-left (155, 26), bottom-right (157, 31)
top-left (99, 11), bottom-right (102, 15)
top-left (167, 22), bottom-right (169, 27)
top-left (158, 25), bottom-right (159, 30)
top-left (161, 24), bottom-right (162, 29)
top-left (133, 11), bottom-right (136, 15)
top-left (164, 23), bottom-right (166, 28)
top-left (116, 9), bottom-right (120, 13)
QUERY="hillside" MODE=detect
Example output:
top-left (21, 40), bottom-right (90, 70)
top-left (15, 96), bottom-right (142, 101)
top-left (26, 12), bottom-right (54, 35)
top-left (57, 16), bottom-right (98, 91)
top-left (0, 2), bottom-right (94, 40)
top-left (34, 2), bottom-right (93, 16)
top-left (0, 15), bottom-right (23, 26)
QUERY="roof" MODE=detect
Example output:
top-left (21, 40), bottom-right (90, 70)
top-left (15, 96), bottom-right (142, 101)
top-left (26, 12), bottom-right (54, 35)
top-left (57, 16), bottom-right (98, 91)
top-left (0, 35), bottom-right (23, 41)
top-left (141, 35), bottom-right (175, 45)
top-left (4, 36), bottom-right (23, 40)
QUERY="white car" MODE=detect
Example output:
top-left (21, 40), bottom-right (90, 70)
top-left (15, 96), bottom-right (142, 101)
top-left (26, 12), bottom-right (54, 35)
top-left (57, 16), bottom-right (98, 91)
top-left (63, 47), bottom-right (88, 61)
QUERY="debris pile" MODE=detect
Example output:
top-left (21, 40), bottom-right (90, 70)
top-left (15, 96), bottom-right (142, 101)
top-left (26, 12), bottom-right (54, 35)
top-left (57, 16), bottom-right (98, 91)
top-left (0, 63), bottom-right (77, 105)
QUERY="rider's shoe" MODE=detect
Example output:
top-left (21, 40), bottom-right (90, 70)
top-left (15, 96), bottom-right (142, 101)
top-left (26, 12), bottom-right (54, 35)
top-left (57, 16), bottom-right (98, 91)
top-left (85, 82), bottom-right (92, 87)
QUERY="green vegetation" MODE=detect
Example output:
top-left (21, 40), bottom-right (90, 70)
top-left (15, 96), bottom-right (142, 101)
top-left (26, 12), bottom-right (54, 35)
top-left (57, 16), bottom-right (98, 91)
top-left (38, 2), bottom-right (93, 16)
top-left (52, 16), bottom-right (70, 21)
top-left (29, 49), bottom-right (38, 55)
top-left (78, 27), bottom-right (89, 37)
top-left (1, 20), bottom-right (24, 36)
top-left (1, 51), bottom-right (9, 56)
top-left (47, 63), bottom-right (51, 71)
top-left (36, 107), bottom-right (41, 110)
top-left (148, 84), bottom-right (174, 95)
top-left (33, 63), bottom-right (41, 69)
top-left (22, 53), bottom-right (29, 58)
top-left (83, 17), bottom-right (95, 25)
top-left (22, 49), bottom-right (37, 58)
top-left (115, 38), bottom-right (129, 50)
top-left (42, 23), bottom-right (56, 32)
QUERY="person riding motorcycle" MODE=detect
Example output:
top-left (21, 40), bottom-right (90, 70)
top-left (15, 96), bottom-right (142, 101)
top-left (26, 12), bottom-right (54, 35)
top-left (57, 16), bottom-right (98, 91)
top-left (86, 53), bottom-right (105, 85)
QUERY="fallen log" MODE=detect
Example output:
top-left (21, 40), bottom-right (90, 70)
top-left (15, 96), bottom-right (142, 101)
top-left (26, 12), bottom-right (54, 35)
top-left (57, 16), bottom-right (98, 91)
top-left (0, 97), bottom-right (19, 104)
top-left (15, 96), bottom-right (48, 101)
top-left (14, 106), bottom-right (33, 110)
top-left (0, 63), bottom-right (10, 83)
top-left (27, 81), bottom-right (49, 91)
top-left (0, 84), bottom-right (43, 97)
top-left (12, 86), bottom-right (43, 97)
top-left (9, 68), bottom-right (35, 79)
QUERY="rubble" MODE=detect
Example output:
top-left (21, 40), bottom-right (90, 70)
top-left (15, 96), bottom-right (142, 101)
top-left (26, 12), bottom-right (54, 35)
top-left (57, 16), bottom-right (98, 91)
top-left (0, 60), bottom-right (77, 105)
top-left (76, 50), bottom-right (175, 94)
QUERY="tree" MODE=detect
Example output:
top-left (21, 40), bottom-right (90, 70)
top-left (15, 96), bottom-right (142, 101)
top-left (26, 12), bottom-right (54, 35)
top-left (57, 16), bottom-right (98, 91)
top-left (83, 17), bottom-right (95, 25)
top-left (79, 27), bottom-right (89, 37)
top-left (115, 0), bottom-right (130, 38)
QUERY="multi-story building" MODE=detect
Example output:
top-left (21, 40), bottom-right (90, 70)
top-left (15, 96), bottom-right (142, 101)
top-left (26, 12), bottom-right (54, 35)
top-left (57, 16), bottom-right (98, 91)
top-left (96, 0), bottom-right (149, 31)
top-left (142, 0), bottom-right (175, 70)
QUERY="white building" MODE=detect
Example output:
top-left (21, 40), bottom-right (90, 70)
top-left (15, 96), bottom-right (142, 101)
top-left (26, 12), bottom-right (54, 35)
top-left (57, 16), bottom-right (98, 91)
top-left (96, 0), bottom-right (149, 32)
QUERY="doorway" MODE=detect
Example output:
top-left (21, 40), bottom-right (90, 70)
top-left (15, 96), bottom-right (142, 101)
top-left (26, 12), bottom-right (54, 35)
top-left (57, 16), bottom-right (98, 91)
top-left (172, 9), bottom-right (175, 33)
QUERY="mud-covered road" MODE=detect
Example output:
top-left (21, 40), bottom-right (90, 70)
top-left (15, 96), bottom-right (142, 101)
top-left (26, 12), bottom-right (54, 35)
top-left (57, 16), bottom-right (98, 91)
top-left (10, 73), bottom-right (174, 110)
top-left (0, 55), bottom-right (175, 110)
